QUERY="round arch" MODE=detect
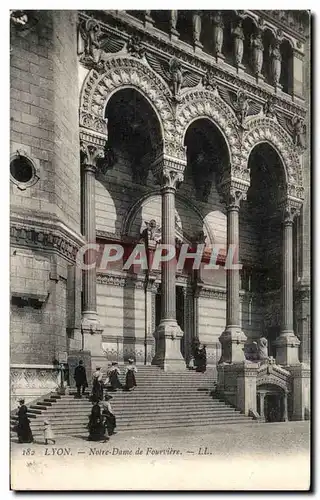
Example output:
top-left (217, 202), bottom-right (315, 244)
top-left (122, 190), bottom-right (215, 244)
top-left (79, 56), bottom-right (176, 156)
top-left (241, 117), bottom-right (304, 201)
top-left (175, 90), bottom-right (242, 178)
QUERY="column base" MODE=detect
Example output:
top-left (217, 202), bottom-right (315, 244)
top-left (152, 319), bottom-right (186, 371)
top-left (275, 332), bottom-right (300, 365)
top-left (218, 326), bottom-right (247, 364)
top-left (217, 361), bottom-right (259, 415)
top-left (81, 312), bottom-right (103, 360)
top-left (286, 363), bottom-right (310, 421)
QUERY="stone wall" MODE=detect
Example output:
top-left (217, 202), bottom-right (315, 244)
top-left (10, 12), bottom-right (82, 375)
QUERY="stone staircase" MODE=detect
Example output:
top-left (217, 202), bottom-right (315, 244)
top-left (11, 365), bottom-right (254, 439)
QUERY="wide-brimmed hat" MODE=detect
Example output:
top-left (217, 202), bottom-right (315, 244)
top-left (104, 394), bottom-right (113, 400)
top-left (111, 361), bottom-right (118, 365)
top-left (95, 367), bottom-right (101, 370)
top-left (128, 358), bottom-right (134, 363)
top-left (18, 398), bottom-right (25, 404)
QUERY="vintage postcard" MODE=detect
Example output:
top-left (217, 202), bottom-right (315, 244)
top-left (10, 8), bottom-right (311, 491)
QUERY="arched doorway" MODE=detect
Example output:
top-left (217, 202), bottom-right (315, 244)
top-left (241, 142), bottom-right (286, 355)
top-left (257, 383), bottom-right (288, 422)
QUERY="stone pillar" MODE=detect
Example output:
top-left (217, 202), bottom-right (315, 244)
top-left (275, 202), bottom-right (301, 365)
top-left (79, 131), bottom-right (113, 358)
top-left (283, 392), bottom-right (288, 422)
top-left (151, 153), bottom-right (186, 370)
top-left (292, 47), bottom-right (304, 99)
top-left (236, 362), bottom-right (259, 415)
top-left (259, 392), bottom-right (265, 420)
top-left (287, 363), bottom-right (310, 420)
top-left (219, 187), bottom-right (247, 363)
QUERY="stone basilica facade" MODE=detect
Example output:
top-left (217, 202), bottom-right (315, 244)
top-left (10, 10), bottom-right (310, 420)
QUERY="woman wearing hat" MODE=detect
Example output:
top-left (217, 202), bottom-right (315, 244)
top-left (102, 394), bottom-right (117, 436)
top-left (107, 362), bottom-right (122, 392)
top-left (91, 367), bottom-right (104, 401)
top-left (88, 396), bottom-right (108, 442)
top-left (124, 358), bottom-right (137, 391)
top-left (16, 399), bottom-right (33, 443)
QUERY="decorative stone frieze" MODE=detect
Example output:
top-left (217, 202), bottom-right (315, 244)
top-left (80, 13), bottom-right (306, 120)
top-left (10, 224), bottom-right (82, 262)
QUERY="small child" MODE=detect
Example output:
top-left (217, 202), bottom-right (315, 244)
top-left (43, 420), bottom-right (55, 445)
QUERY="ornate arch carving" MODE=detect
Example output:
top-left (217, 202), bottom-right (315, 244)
top-left (241, 117), bottom-right (304, 201)
top-left (79, 56), bottom-right (178, 156)
top-left (175, 89), bottom-right (243, 181)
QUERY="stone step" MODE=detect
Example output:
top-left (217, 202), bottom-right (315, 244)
top-left (13, 407), bottom-right (241, 426)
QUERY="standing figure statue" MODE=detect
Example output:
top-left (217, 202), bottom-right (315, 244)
top-left (169, 58), bottom-right (183, 98)
top-left (258, 336), bottom-right (269, 361)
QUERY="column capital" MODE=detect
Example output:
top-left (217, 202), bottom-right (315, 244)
top-left (80, 130), bottom-right (116, 176)
top-left (280, 200), bottom-right (301, 225)
top-left (221, 186), bottom-right (247, 210)
top-left (152, 153), bottom-right (186, 191)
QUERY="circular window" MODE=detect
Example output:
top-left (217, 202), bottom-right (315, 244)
top-left (10, 151), bottom-right (39, 190)
top-left (10, 156), bottom-right (33, 183)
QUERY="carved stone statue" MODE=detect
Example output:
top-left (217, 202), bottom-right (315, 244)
top-left (258, 336), bottom-right (269, 360)
top-left (232, 19), bottom-right (245, 68)
top-left (78, 18), bottom-right (101, 65)
top-left (292, 116), bottom-right (306, 149)
top-left (269, 39), bottom-right (282, 87)
top-left (250, 31), bottom-right (264, 77)
top-left (192, 12), bottom-right (202, 47)
top-left (212, 12), bottom-right (224, 58)
top-left (168, 58), bottom-right (183, 98)
top-left (141, 220), bottom-right (161, 244)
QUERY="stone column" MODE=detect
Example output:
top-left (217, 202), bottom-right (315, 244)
top-left (275, 202), bottom-right (301, 365)
top-left (283, 392), bottom-right (288, 421)
top-left (151, 153), bottom-right (186, 370)
top-left (80, 131), bottom-right (114, 358)
top-left (292, 47), bottom-right (304, 99)
top-left (219, 187), bottom-right (247, 363)
top-left (259, 393), bottom-right (265, 420)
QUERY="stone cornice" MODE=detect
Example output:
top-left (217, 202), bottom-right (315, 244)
top-left (10, 212), bottom-right (85, 263)
top-left (79, 11), bottom-right (307, 119)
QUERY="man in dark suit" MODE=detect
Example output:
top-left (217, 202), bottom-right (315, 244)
top-left (74, 360), bottom-right (88, 398)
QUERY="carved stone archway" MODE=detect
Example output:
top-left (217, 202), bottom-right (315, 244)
top-left (176, 89), bottom-right (243, 182)
top-left (79, 56), bottom-right (177, 156)
top-left (241, 117), bottom-right (304, 202)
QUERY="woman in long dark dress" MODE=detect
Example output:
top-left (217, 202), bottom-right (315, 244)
top-left (107, 362), bottom-right (122, 391)
top-left (102, 395), bottom-right (117, 436)
top-left (16, 399), bottom-right (33, 443)
top-left (91, 367), bottom-right (104, 401)
top-left (88, 398), bottom-right (107, 441)
top-left (196, 344), bottom-right (207, 373)
top-left (124, 359), bottom-right (137, 391)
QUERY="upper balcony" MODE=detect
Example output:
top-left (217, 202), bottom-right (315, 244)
top-left (85, 10), bottom-right (309, 111)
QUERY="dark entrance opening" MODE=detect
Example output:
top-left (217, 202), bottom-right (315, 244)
top-left (264, 394), bottom-right (283, 422)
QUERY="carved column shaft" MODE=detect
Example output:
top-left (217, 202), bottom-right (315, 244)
top-left (151, 154), bottom-right (186, 371)
top-left (227, 203), bottom-right (240, 327)
top-left (80, 134), bottom-right (109, 336)
top-left (275, 202), bottom-right (301, 365)
top-left (82, 164), bottom-right (97, 316)
top-left (219, 186), bottom-right (247, 364)
top-left (281, 217), bottom-right (294, 333)
top-left (161, 185), bottom-right (176, 320)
